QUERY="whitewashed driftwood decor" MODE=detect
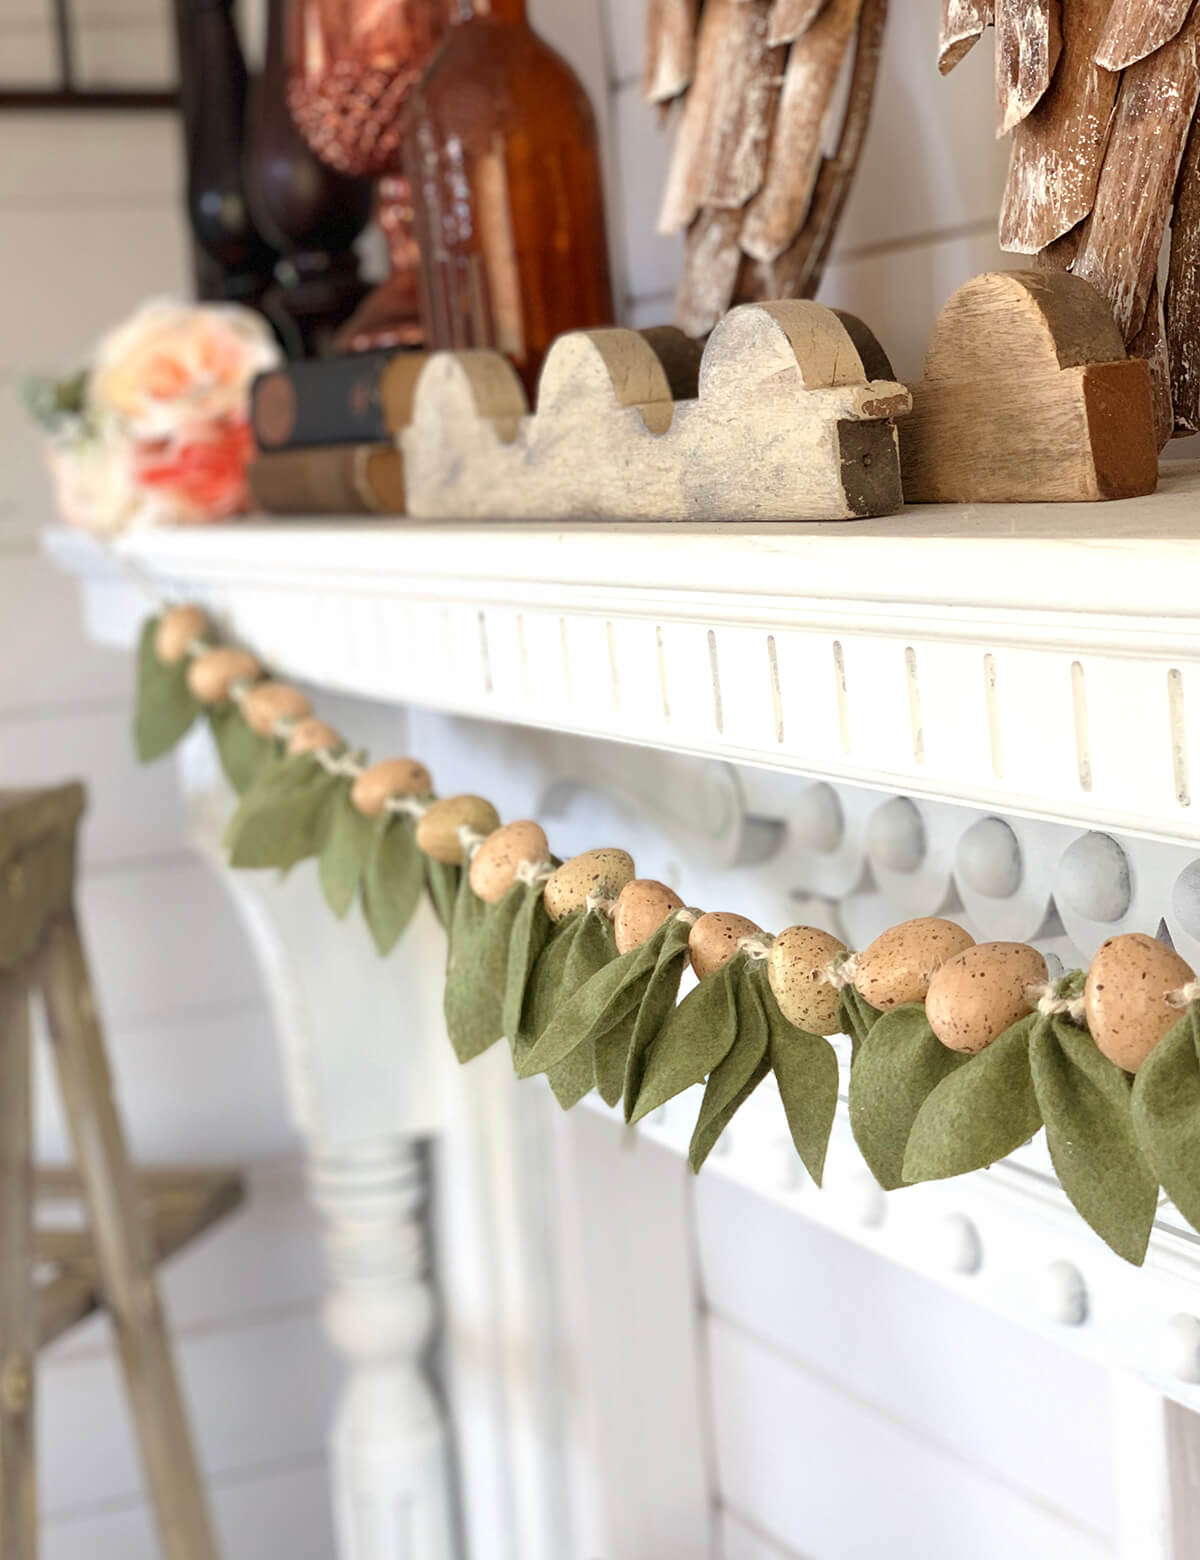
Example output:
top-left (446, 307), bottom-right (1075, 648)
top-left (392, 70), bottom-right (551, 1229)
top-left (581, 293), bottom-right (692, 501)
top-left (402, 301), bottom-right (911, 522)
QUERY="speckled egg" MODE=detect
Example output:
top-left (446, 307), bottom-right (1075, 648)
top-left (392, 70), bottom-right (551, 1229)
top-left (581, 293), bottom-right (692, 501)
top-left (350, 758), bottom-right (433, 816)
top-left (689, 912), bottom-right (764, 981)
top-left (186, 648), bottom-right (261, 704)
top-left (154, 605), bottom-right (211, 665)
top-left (241, 681), bottom-right (312, 738)
top-left (544, 849), bottom-right (636, 923)
top-left (1085, 933), bottom-right (1196, 1073)
top-left (415, 795), bottom-right (501, 865)
top-left (925, 941), bottom-right (1047, 1054)
top-left (854, 917), bottom-right (976, 1011)
top-left (468, 821), bottom-right (551, 904)
top-left (286, 718), bottom-right (342, 757)
top-left (767, 926), bottom-right (848, 1035)
top-left (613, 879), bottom-right (686, 954)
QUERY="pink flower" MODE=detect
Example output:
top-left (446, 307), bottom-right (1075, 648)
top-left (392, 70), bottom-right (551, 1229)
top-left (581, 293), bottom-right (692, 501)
top-left (131, 419), bottom-right (257, 524)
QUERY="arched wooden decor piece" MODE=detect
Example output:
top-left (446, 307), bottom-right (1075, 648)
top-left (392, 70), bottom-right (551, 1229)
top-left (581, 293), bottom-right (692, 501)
top-left (403, 301), bottom-right (911, 522)
top-left (897, 271), bottom-right (1160, 504)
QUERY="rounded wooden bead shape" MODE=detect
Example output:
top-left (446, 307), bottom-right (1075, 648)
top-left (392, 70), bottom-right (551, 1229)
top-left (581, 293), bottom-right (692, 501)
top-left (154, 604), bottom-right (211, 664)
top-left (241, 681), bottom-right (313, 738)
top-left (768, 926), bottom-right (848, 1036)
top-left (854, 917), bottom-right (976, 1012)
top-left (689, 912), bottom-right (763, 981)
top-left (468, 820), bottom-right (551, 904)
top-left (1084, 933), bottom-right (1196, 1073)
top-left (925, 941), bottom-right (1048, 1055)
top-left (614, 879), bottom-right (685, 955)
top-left (544, 849), bottom-right (636, 924)
top-left (286, 718), bottom-right (342, 757)
top-left (186, 647), bottom-right (261, 704)
top-left (415, 795), bottom-right (502, 865)
top-left (350, 758), bottom-right (433, 817)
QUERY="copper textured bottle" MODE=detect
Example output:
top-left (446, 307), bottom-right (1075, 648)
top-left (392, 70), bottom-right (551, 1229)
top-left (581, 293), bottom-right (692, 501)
top-left (401, 0), bottom-right (616, 394)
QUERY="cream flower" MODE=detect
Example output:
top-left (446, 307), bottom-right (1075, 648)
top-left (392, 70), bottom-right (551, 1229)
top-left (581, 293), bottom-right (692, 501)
top-left (44, 425), bottom-right (146, 537)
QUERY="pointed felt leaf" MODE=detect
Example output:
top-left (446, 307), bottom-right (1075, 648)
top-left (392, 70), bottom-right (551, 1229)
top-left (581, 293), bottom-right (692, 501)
top-left (849, 1003), bottom-right (968, 1190)
top-left (227, 766), bottom-right (341, 871)
top-left (425, 858), bottom-right (460, 934)
top-left (903, 1015), bottom-right (1042, 1184)
top-left (319, 788), bottom-right (375, 919)
top-left (593, 1007), bottom-right (641, 1108)
top-left (535, 913), bottom-right (620, 1106)
top-left (362, 816), bottom-right (426, 955)
top-left (444, 877), bottom-right (527, 1063)
top-left (763, 970), bottom-right (840, 1186)
top-left (512, 913), bottom-right (579, 1068)
top-left (135, 616), bottom-right (200, 762)
top-left (689, 966), bottom-right (771, 1172)
top-left (629, 955), bottom-right (742, 1124)
top-left (839, 986), bottom-right (882, 1057)
top-left (209, 703), bottom-right (277, 795)
top-left (1031, 1015), bottom-right (1158, 1265)
top-left (1133, 1007), bottom-right (1200, 1237)
top-left (503, 886), bottom-right (554, 1045)
top-left (547, 1040), bottom-right (600, 1110)
top-left (622, 917), bottom-right (695, 1120)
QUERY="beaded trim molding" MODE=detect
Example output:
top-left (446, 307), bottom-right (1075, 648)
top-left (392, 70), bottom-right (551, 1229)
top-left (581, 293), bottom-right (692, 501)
top-left (135, 606), bottom-right (1200, 1266)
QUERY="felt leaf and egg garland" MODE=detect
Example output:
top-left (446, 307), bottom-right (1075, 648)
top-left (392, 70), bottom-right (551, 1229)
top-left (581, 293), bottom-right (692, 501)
top-left (135, 615), bottom-right (201, 761)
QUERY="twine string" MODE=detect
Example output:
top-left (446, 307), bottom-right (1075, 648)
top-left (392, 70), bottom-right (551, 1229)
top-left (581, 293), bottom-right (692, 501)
top-left (738, 934), bottom-right (773, 962)
top-left (1026, 981), bottom-right (1088, 1025)
top-left (586, 893), bottom-right (619, 917)
top-left (1167, 981), bottom-right (1200, 1010)
top-left (823, 951), bottom-right (858, 991)
top-left (516, 858), bottom-right (556, 888)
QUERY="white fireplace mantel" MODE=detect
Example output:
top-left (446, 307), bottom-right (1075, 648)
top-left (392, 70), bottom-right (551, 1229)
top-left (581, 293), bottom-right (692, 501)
top-left (45, 475), bottom-right (1200, 1560)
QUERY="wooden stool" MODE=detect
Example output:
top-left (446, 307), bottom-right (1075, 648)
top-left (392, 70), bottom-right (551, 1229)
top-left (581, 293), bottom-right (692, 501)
top-left (0, 785), bottom-right (243, 1559)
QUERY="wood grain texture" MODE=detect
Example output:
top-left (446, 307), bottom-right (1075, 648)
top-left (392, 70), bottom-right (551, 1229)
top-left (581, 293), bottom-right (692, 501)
top-left (404, 305), bottom-right (910, 522)
top-left (1167, 110), bottom-right (1200, 430)
top-left (675, 207), bottom-right (747, 337)
top-left (0, 971), bottom-right (34, 1560)
top-left (768, 0), bottom-right (829, 47)
top-left (658, 0), bottom-right (783, 233)
top-left (1127, 277), bottom-right (1174, 448)
top-left (1095, 0), bottom-right (1196, 71)
top-left (740, 0), bottom-right (865, 264)
top-left (900, 270), bottom-right (1159, 502)
top-left (995, 0), bottom-right (1062, 133)
top-left (643, 0), bottom-right (700, 103)
top-left (1075, 6), bottom-right (1200, 340)
top-left (1000, 0), bottom-right (1118, 253)
top-left (940, 0), bottom-right (995, 73)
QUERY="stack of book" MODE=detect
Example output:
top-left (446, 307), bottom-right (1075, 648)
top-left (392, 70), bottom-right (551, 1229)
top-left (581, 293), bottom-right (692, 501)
top-left (247, 349), bottom-right (428, 516)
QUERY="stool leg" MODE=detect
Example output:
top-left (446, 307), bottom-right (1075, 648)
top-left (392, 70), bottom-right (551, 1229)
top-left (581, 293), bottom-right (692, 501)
top-left (36, 913), bottom-right (219, 1560)
top-left (0, 971), bottom-right (35, 1560)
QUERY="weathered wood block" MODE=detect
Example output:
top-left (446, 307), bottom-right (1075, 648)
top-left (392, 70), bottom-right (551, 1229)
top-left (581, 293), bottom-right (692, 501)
top-left (402, 300), bottom-right (911, 522)
top-left (897, 270), bottom-right (1160, 504)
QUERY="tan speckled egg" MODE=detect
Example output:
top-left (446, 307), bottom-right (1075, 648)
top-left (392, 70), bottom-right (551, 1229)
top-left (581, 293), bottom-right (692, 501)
top-left (154, 605), bottom-right (211, 664)
top-left (925, 941), bottom-right (1047, 1054)
top-left (415, 795), bottom-right (502, 865)
top-left (286, 718), bottom-right (342, 757)
top-left (544, 849), bottom-right (636, 923)
top-left (241, 681), bottom-right (313, 738)
top-left (689, 912), bottom-right (763, 981)
top-left (614, 879), bottom-right (685, 955)
top-left (468, 820), bottom-right (551, 904)
top-left (854, 917), bottom-right (976, 1011)
top-left (767, 926), bottom-right (848, 1036)
top-left (186, 647), bottom-right (261, 704)
top-left (350, 758), bottom-right (434, 816)
top-left (1085, 933), bottom-right (1196, 1073)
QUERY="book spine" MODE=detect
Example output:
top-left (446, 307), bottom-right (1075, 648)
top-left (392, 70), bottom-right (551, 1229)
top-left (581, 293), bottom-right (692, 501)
top-left (251, 350), bottom-right (400, 450)
top-left (247, 445), bottom-right (405, 515)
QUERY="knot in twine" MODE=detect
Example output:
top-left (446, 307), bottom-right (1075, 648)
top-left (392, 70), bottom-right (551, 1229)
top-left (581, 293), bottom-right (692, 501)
top-left (1026, 978), bottom-right (1087, 1025)
top-left (455, 824), bottom-right (488, 860)
top-left (188, 637), bottom-right (214, 659)
top-left (823, 951), bottom-right (859, 991)
top-left (674, 907), bottom-right (700, 927)
top-left (738, 934), bottom-right (774, 962)
top-left (228, 676), bottom-right (257, 705)
top-left (315, 749), bottom-right (364, 780)
top-left (1166, 981), bottom-right (1200, 1010)
top-left (516, 858), bottom-right (555, 888)
top-left (586, 893), bottom-right (619, 917)
top-left (385, 794), bottom-right (429, 820)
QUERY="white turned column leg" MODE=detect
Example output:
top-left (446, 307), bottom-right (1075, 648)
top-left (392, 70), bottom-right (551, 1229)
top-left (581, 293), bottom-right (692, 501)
top-left (309, 1135), bottom-right (458, 1560)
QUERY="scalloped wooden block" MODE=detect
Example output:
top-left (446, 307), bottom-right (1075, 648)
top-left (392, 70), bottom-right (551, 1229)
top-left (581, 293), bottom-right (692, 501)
top-left (897, 271), bottom-right (1160, 503)
top-left (403, 302), bottom-right (912, 522)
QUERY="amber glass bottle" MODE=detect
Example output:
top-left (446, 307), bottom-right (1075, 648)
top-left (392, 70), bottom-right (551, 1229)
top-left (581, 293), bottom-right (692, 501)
top-left (401, 0), bottom-right (616, 394)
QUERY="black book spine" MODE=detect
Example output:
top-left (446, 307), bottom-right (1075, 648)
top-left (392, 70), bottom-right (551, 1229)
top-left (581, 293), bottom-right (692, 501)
top-left (252, 350), bottom-right (404, 450)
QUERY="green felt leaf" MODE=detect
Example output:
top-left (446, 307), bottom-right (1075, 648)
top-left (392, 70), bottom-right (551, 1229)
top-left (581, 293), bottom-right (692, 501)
top-left (1133, 1007), bottom-right (1200, 1238)
top-left (839, 986), bottom-right (883, 1058)
top-left (629, 955), bottom-right (742, 1125)
top-left (424, 858), bottom-right (460, 935)
top-left (362, 817), bottom-right (426, 955)
top-left (1031, 1015), bottom-right (1158, 1265)
top-left (547, 1042), bottom-right (600, 1110)
top-left (903, 1015), bottom-right (1041, 1184)
top-left (227, 764), bottom-right (341, 871)
top-left (224, 752), bottom-right (321, 848)
top-left (134, 617), bottom-right (200, 762)
top-left (534, 913), bottom-right (619, 1108)
top-left (848, 1003), bottom-right (968, 1191)
top-left (622, 918), bottom-right (694, 1121)
top-left (689, 965), bottom-right (771, 1172)
top-left (763, 970), bottom-right (840, 1187)
top-left (593, 1008), bottom-right (640, 1108)
top-left (503, 887), bottom-right (554, 1046)
top-left (209, 703), bottom-right (277, 795)
top-left (318, 788), bottom-right (375, 919)
top-left (444, 878), bottom-right (526, 1063)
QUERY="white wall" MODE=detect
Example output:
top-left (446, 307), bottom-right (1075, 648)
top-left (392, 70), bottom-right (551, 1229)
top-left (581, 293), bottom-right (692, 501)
top-left (0, 8), bottom-right (337, 1552)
